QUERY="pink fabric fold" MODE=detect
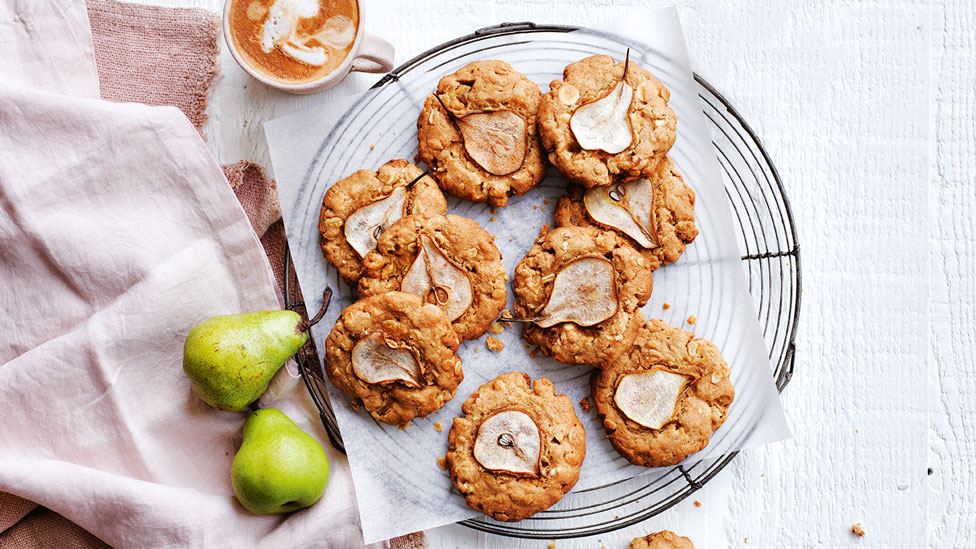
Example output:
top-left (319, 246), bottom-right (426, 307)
top-left (0, 0), bottom-right (368, 546)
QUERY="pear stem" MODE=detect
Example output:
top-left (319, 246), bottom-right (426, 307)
top-left (623, 48), bottom-right (630, 80)
top-left (297, 287), bottom-right (333, 333)
top-left (433, 93), bottom-right (457, 122)
top-left (407, 168), bottom-right (435, 188)
top-left (498, 311), bottom-right (543, 324)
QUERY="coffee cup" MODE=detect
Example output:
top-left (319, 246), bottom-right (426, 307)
top-left (223, 0), bottom-right (395, 94)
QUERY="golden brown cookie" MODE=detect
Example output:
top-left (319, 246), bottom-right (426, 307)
top-left (318, 159), bottom-right (447, 284)
top-left (417, 60), bottom-right (547, 207)
top-left (323, 292), bottom-right (463, 427)
top-left (630, 530), bottom-right (696, 549)
top-left (358, 213), bottom-right (507, 341)
top-left (537, 54), bottom-right (676, 188)
top-left (591, 319), bottom-right (734, 467)
top-left (553, 157), bottom-right (697, 271)
top-left (510, 226), bottom-right (653, 366)
top-left (446, 372), bottom-right (586, 522)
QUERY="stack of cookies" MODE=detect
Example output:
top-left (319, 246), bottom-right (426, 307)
top-left (316, 54), bottom-right (734, 523)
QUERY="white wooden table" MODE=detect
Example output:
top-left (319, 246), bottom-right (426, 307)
top-left (139, 0), bottom-right (976, 546)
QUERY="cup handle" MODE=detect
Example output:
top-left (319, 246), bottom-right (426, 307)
top-left (350, 32), bottom-right (395, 74)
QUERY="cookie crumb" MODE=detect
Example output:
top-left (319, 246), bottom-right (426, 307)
top-left (533, 204), bottom-right (538, 209)
top-left (490, 322), bottom-right (505, 334)
top-left (486, 336), bottom-right (504, 352)
top-left (529, 346), bottom-right (540, 359)
top-left (851, 523), bottom-right (865, 537)
top-left (474, 347), bottom-right (479, 353)
top-left (437, 457), bottom-right (447, 470)
top-left (548, 542), bottom-right (556, 549)
top-left (399, 422), bottom-right (413, 430)
top-left (434, 422), bottom-right (443, 432)
top-left (491, 208), bottom-right (497, 215)
top-left (579, 397), bottom-right (591, 412)
top-left (687, 315), bottom-right (697, 325)
top-left (543, 199), bottom-right (550, 204)
top-left (370, 144), bottom-right (375, 150)
top-left (694, 500), bottom-right (702, 507)
top-left (491, 216), bottom-right (496, 222)
top-left (662, 302), bottom-right (671, 309)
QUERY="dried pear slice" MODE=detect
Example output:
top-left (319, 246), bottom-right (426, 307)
top-left (583, 178), bottom-right (657, 248)
top-left (533, 256), bottom-right (618, 328)
top-left (473, 410), bottom-right (541, 476)
top-left (400, 235), bottom-right (473, 321)
top-left (344, 186), bottom-right (408, 258)
top-left (456, 110), bottom-right (527, 176)
top-left (433, 94), bottom-right (528, 176)
top-left (569, 53), bottom-right (634, 154)
top-left (351, 333), bottom-right (423, 388)
top-left (614, 368), bottom-right (691, 430)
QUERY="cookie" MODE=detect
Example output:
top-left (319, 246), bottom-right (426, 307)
top-left (630, 530), bottom-right (696, 549)
top-left (554, 157), bottom-right (697, 270)
top-left (511, 225), bottom-right (653, 366)
top-left (591, 319), bottom-right (734, 467)
top-left (323, 291), bottom-right (463, 427)
top-left (358, 213), bottom-right (507, 340)
top-left (417, 60), bottom-right (547, 207)
top-left (445, 372), bottom-right (586, 522)
top-left (318, 159), bottom-right (447, 284)
top-left (537, 54), bottom-right (677, 188)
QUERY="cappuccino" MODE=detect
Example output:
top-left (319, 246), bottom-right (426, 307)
top-left (229, 0), bottom-right (359, 84)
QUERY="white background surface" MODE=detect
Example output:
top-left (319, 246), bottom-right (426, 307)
top-left (135, 0), bottom-right (975, 547)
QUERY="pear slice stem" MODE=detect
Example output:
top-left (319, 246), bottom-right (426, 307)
top-left (407, 168), bottom-right (435, 188)
top-left (498, 311), bottom-right (543, 324)
top-left (297, 287), bottom-right (333, 333)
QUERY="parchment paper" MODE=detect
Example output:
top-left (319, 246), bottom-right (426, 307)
top-left (266, 8), bottom-right (791, 543)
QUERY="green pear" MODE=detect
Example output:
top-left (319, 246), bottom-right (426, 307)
top-left (182, 289), bottom-right (332, 412)
top-left (231, 408), bottom-right (330, 515)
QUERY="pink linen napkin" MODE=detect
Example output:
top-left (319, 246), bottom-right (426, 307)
top-left (0, 0), bottom-right (368, 546)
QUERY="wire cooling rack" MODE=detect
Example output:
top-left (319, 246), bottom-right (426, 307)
top-left (287, 22), bottom-right (800, 540)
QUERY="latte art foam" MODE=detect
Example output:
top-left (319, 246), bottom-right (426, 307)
top-left (259, 0), bottom-right (354, 67)
top-left (230, 0), bottom-right (359, 83)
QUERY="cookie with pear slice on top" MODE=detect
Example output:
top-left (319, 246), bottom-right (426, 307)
top-left (537, 52), bottom-right (677, 188)
top-left (417, 60), bottom-right (547, 207)
top-left (591, 318), bottom-right (734, 468)
top-left (507, 225), bottom-right (653, 367)
top-left (554, 157), bottom-right (698, 271)
top-left (318, 159), bottom-right (447, 284)
top-left (357, 213), bottom-right (507, 341)
top-left (324, 291), bottom-right (463, 427)
top-left (445, 372), bottom-right (586, 522)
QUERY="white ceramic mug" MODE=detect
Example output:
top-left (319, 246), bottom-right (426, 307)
top-left (222, 0), bottom-right (395, 94)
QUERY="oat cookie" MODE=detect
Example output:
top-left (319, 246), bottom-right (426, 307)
top-left (554, 157), bottom-right (697, 270)
top-left (537, 54), bottom-right (677, 188)
top-left (591, 319), bottom-right (734, 467)
top-left (358, 213), bottom-right (507, 340)
top-left (324, 292), bottom-right (463, 427)
top-left (630, 530), bottom-right (696, 549)
top-left (417, 60), bottom-right (547, 207)
top-left (511, 226), bottom-right (653, 366)
top-left (318, 159), bottom-right (447, 284)
top-left (446, 372), bottom-right (586, 522)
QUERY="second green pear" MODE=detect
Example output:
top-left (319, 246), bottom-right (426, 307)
top-left (182, 310), bottom-right (307, 412)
